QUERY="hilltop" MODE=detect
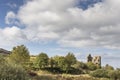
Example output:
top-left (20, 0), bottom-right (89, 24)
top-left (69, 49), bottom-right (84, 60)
top-left (0, 48), bottom-right (11, 55)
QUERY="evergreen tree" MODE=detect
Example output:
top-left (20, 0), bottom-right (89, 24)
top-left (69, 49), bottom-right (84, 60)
top-left (65, 52), bottom-right (77, 66)
top-left (9, 45), bottom-right (30, 65)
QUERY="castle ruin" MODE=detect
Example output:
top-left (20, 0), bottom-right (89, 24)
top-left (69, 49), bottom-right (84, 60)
top-left (87, 54), bottom-right (101, 66)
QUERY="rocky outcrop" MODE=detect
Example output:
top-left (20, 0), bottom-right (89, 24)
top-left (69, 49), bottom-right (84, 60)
top-left (0, 48), bottom-right (11, 55)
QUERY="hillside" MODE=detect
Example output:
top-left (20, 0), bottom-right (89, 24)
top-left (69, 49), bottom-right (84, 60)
top-left (0, 48), bottom-right (11, 55)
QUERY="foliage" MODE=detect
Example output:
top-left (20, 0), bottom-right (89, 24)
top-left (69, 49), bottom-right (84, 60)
top-left (73, 61), bottom-right (87, 70)
top-left (0, 54), bottom-right (6, 64)
top-left (51, 54), bottom-right (78, 73)
top-left (35, 52), bottom-right (49, 69)
top-left (104, 64), bottom-right (114, 70)
top-left (65, 52), bottom-right (77, 67)
top-left (52, 55), bottom-right (60, 67)
top-left (86, 62), bottom-right (97, 70)
top-left (57, 56), bottom-right (68, 71)
top-left (108, 69), bottom-right (120, 80)
top-left (0, 58), bottom-right (30, 80)
top-left (49, 57), bottom-right (56, 68)
top-left (90, 69), bottom-right (109, 78)
top-left (1, 45), bottom-right (119, 80)
top-left (9, 45), bottom-right (30, 65)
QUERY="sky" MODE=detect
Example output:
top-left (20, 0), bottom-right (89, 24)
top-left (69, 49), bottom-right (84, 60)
top-left (0, 0), bottom-right (120, 68)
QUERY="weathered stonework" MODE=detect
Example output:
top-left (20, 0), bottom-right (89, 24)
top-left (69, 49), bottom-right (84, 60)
top-left (87, 54), bottom-right (101, 66)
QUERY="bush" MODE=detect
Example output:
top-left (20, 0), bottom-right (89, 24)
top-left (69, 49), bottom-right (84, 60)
top-left (108, 70), bottom-right (120, 80)
top-left (0, 62), bottom-right (30, 80)
top-left (90, 69), bottom-right (109, 78)
top-left (86, 62), bottom-right (97, 71)
top-left (73, 61), bottom-right (87, 70)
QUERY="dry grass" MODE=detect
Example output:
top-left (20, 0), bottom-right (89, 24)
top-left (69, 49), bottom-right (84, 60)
top-left (31, 72), bottom-right (109, 80)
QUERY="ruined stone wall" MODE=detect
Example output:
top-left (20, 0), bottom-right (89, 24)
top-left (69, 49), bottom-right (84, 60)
top-left (92, 56), bottom-right (101, 66)
top-left (87, 54), bottom-right (101, 66)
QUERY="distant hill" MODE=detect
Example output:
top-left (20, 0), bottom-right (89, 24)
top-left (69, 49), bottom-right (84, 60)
top-left (0, 48), bottom-right (11, 55)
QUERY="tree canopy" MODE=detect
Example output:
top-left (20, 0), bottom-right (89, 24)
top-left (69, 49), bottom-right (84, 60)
top-left (65, 52), bottom-right (77, 67)
top-left (35, 52), bottom-right (49, 69)
top-left (9, 45), bottom-right (30, 65)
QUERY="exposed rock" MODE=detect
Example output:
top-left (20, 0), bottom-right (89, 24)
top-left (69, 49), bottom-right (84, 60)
top-left (0, 48), bottom-right (11, 55)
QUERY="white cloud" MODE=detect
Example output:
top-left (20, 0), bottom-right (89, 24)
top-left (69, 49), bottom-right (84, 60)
top-left (2, 0), bottom-right (120, 49)
top-left (5, 11), bottom-right (16, 24)
top-left (0, 26), bottom-right (27, 47)
top-left (1, 0), bottom-right (120, 68)
top-left (5, 11), bottom-right (22, 27)
top-left (5, 11), bottom-right (19, 25)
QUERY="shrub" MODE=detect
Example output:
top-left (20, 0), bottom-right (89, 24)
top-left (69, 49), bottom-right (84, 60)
top-left (90, 69), bottom-right (109, 78)
top-left (108, 70), bottom-right (120, 80)
top-left (0, 62), bottom-right (30, 80)
top-left (86, 62), bottom-right (97, 71)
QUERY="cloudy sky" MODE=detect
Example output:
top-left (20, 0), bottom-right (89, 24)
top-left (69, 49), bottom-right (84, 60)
top-left (0, 0), bottom-right (120, 68)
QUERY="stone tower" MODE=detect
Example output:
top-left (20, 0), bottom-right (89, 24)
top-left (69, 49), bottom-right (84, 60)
top-left (87, 54), bottom-right (101, 66)
top-left (92, 56), bottom-right (101, 66)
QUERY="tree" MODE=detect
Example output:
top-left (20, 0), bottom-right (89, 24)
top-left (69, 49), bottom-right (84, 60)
top-left (53, 56), bottom-right (67, 70)
top-left (65, 52), bottom-right (77, 67)
top-left (104, 64), bottom-right (114, 70)
top-left (52, 53), bottom-right (77, 73)
top-left (57, 56), bottom-right (68, 71)
top-left (0, 53), bottom-right (29, 80)
top-left (35, 52), bottom-right (49, 69)
top-left (53, 55), bottom-right (60, 67)
top-left (9, 45), bottom-right (30, 65)
top-left (49, 57), bottom-right (55, 68)
top-left (73, 61), bottom-right (87, 70)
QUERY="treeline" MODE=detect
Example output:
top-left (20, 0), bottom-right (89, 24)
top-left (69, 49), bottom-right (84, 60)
top-left (0, 45), bottom-right (120, 80)
top-left (31, 53), bottom-right (101, 74)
